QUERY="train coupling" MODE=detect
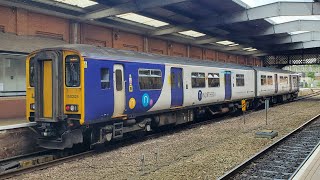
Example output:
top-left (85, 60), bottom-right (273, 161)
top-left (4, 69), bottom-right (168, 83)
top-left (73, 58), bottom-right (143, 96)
top-left (37, 129), bottom-right (83, 149)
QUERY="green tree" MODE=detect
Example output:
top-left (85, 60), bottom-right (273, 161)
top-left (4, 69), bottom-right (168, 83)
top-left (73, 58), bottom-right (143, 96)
top-left (307, 72), bottom-right (315, 80)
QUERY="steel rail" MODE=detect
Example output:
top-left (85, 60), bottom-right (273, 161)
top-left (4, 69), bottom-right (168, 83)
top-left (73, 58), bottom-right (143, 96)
top-left (0, 150), bottom-right (95, 180)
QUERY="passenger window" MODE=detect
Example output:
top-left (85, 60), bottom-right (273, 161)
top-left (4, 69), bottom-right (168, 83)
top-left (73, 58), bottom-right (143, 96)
top-left (139, 69), bottom-right (162, 90)
top-left (65, 55), bottom-right (80, 87)
top-left (236, 74), bottom-right (245, 86)
top-left (261, 75), bottom-right (267, 86)
top-left (191, 72), bottom-right (205, 88)
top-left (280, 76), bottom-right (284, 84)
top-left (100, 68), bottom-right (110, 89)
top-left (208, 73), bottom-right (220, 87)
top-left (267, 76), bottom-right (273, 85)
top-left (115, 69), bottom-right (122, 91)
top-left (284, 76), bottom-right (288, 84)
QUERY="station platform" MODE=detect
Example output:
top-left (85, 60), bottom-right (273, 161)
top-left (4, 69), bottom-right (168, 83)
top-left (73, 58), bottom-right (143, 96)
top-left (0, 118), bottom-right (27, 126)
top-left (292, 143), bottom-right (320, 180)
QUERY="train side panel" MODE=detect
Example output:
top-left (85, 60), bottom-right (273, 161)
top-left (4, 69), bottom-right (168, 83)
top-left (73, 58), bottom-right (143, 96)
top-left (256, 70), bottom-right (278, 97)
top-left (148, 65), bottom-right (171, 111)
top-left (84, 58), bottom-right (166, 123)
top-left (84, 59), bottom-right (115, 123)
top-left (277, 73), bottom-right (290, 95)
top-left (182, 65), bottom-right (226, 106)
top-left (230, 69), bottom-right (255, 100)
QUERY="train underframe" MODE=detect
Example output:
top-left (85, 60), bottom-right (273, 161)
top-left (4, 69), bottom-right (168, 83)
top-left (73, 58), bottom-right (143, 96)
top-left (36, 92), bottom-right (299, 149)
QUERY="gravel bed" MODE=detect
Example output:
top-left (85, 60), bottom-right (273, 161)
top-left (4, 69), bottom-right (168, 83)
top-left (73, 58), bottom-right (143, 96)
top-left (12, 96), bottom-right (320, 180)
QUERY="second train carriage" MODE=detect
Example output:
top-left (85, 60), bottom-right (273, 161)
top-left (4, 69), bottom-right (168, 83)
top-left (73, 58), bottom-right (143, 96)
top-left (26, 44), bottom-right (299, 149)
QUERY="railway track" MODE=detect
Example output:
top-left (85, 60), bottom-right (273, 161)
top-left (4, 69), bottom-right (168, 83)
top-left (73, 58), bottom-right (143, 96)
top-left (219, 114), bottom-right (320, 180)
top-left (1, 92), bottom-right (320, 179)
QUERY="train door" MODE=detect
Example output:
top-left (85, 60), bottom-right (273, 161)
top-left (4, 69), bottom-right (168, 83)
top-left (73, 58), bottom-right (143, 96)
top-left (42, 60), bottom-right (53, 118)
top-left (170, 67), bottom-right (183, 107)
top-left (274, 74), bottom-right (278, 93)
top-left (289, 75), bottom-right (292, 91)
top-left (225, 71), bottom-right (232, 100)
top-left (113, 64), bottom-right (125, 116)
top-left (33, 51), bottom-right (63, 122)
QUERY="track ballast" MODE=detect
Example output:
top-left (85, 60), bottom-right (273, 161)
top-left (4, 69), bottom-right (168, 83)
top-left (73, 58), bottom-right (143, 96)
top-left (219, 114), bottom-right (320, 180)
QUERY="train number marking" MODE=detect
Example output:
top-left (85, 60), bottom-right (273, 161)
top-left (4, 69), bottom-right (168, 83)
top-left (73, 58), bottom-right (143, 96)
top-left (67, 95), bottom-right (79, 98)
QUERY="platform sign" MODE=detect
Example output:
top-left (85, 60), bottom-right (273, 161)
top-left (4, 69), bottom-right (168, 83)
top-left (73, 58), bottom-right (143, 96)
top-left (241, 99), bottom-right (246, 111)
top-left (265, 99), bottom-right (270, 112)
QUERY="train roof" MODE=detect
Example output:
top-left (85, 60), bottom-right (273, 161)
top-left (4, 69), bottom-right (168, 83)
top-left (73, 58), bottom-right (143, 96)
top-left (252, 66), bottom-right (293, 74)
top-left (37, 44), bottom-right (292, 74)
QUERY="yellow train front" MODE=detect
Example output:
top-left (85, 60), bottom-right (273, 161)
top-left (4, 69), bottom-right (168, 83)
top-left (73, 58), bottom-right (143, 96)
top-left (26, 47), bottom-right (85, 149)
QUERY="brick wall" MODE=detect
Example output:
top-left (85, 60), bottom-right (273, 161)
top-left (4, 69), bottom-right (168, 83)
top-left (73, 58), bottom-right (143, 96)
top-left (0, 5), bottom-right (262, 66)
top-left (81, 24), bottom-right (112, 47)
top-left (0, 97), bottom-right (25, 119)
top-left (148, 38), bottom-right (168, 55)
top-left (189, 46), bottom-right (203, 59)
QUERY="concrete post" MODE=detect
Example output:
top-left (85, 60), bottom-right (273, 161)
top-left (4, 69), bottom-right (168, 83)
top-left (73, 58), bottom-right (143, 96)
top-left (70, 22), bottom-right (80, 44)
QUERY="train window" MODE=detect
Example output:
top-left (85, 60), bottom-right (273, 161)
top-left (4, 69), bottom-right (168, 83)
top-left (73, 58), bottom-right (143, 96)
top-left (171, 73), bottom-right (176, 88)
top-left (284, 76), bottom-right (288, 84)
top-left (65, 55), bottom-right (80, 87)
top-left (139, 69), bottom-right (162, 90)
top-left (236, 74), bottom-right (245, 86)
top-left (208, 73), bottom-right (220, 87)
top-left (280, 76), bottom-right (284, 84)
top-left (177, 72), bottom-right (182, 88)
top-left (100, 68), bottom-right (110, 89)
top-left (171, 72), bottom-right (182, 88)
top-left (29, 57), bottom-right (35, 87)
top-left (115, 69), bottom-right (122, 91)
top-left (280, 76), bottom-right (288, 84)
top-left (191, 72), bottom-right (205, 88)
top-left (267, 76), bottom-right (273, 85)
top-left (261, 75), bottom-right (267, 86)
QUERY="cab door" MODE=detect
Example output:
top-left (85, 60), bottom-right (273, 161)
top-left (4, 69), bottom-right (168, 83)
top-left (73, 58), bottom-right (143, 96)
top-left (33, 51), bottom-right (64, 122)
top-left (113, 64), bottom-right (125, 116)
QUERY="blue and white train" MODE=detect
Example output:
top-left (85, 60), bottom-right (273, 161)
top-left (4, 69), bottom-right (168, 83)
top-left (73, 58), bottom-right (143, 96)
top-left (26, 44), bottom-right (299, 149)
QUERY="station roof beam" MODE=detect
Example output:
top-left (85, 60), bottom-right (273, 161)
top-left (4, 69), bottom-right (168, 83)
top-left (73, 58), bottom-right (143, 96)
top-left (253, 20), bottom-right (320, 36)
top-left (82, 0), bottom-right (189, 20)
top-left (272, 40), bottom-right (320, 51)
top-left (264, 32), bottom-right (320, 44)
top-left (150, 2), bottom-right (320, 36)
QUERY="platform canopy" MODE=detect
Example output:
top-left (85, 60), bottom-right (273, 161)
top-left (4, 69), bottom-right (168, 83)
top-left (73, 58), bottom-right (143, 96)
top-left (2, 0), bottom-right (319, 60)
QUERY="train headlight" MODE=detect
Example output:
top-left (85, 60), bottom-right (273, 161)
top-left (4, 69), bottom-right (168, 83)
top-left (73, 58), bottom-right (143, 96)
top-left (30, 103), bottom-right (35, 110)
top-left (65, 104), bottom-right (78, 112)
